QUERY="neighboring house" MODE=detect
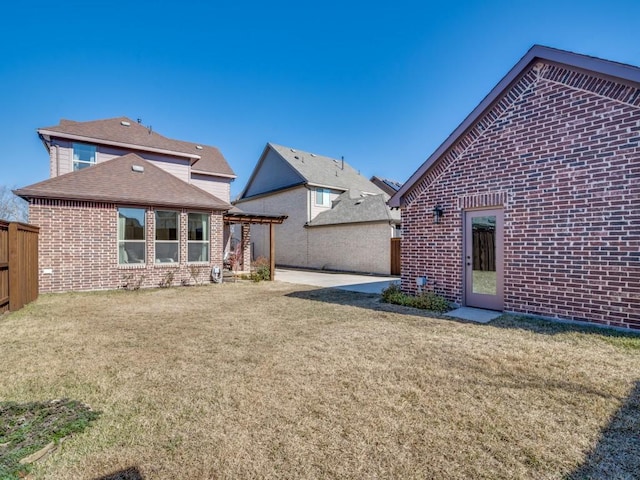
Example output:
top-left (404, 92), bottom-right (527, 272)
top-left (235, 143), bottom-right (401, 274)
top-left (389, 45), bottom-right (640, 330)
top-left (15, 117), bottom-right (283, 293)
top-left (370, 176), bottom-right (403, 197)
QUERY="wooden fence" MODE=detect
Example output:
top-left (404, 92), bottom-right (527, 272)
top-left (472, 228), bottom-right (496, 271)
top-left (0, 220), bottom-right (39, 313)
top-left (390, 237), bottom-right (401, 275)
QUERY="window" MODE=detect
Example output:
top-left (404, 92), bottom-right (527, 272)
top-left (73, 143), bottom-right (96, 170)
top-left (188, 213), bottom-right (209, 262)
top-left (118, 208), bottom-right (146, 264)
top-left (315, 188), bottom-right (330, 207)
top-left (155, 211), bottom-right (179, 263)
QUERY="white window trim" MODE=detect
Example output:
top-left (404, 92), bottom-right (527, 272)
top-left (187, 212), bottom-right (210, 263)
top-left (315, 188), bottom-right (331, 207)
top-left (118, 207), bottom-right (146, 265)
top-left (155, 210), bottom-right (180, 264)
top-left (72, 143), bottom-right (97, 170)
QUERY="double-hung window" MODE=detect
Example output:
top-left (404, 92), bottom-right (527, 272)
top-left (118, 208), bottom-right (146, 264)
top-left (188, 213), bottom-right (209, 262)
top-left (155, 211), bottom-right (179, 263)
top-left (315, 188), bottom-right (331, 207)
top-left (72, 143), bottom-right (96, 170)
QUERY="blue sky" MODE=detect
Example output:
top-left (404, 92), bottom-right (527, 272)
top-left (2, 0), bottom-right (639, 199)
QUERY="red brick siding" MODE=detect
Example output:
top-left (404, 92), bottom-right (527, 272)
top-left (401, 61), bottom-right (640, 330)
top-left (30, 199), bottom-right (225, 292)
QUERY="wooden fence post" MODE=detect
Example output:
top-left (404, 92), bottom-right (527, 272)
top-left (0, 221), bottom-right (8, 312)
top-left (8, 222), bottom-right (19, 311)
top-left (269, 223), bottom-right (275, 281)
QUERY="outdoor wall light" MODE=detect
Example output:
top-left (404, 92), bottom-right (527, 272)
top-left (433, 205), bottom-right (444, 224)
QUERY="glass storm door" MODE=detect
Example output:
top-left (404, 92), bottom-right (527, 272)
top-left (464, 209), bottom-right (504, 310)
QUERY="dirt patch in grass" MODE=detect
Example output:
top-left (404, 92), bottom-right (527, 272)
top-left (0, 399), bottom-right (100, 479)
top-left (0, 282), bottom-right (639, 479)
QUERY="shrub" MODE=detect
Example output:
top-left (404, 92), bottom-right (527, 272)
top-left (251, 257), bottom-right (271, 282)
top-left (381, 284), bottom-right (451, 313)
top-left (159, 270), bottom-right (175, 288)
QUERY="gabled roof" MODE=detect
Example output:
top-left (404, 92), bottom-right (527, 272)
top-left (15, 154), bottom-right (231, 210)
top-left (238, 143), bottom-right (384, 199)
top-left (38, 117), bottom-right (236, 178)
top-left (306, 190), bottom-right (400, 227)
top-left (389, 45), bottom-right (640, 208)
top-left (370, 176), bottom-right (403, 196)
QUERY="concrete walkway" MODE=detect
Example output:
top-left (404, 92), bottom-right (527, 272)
top-left (275, 268), bottom-right (400, 294)
top-left (445, 307), bottom-right (502, 323)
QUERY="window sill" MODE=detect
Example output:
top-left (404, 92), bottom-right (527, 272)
top-left (154, 262), bottom-right (180, 268)
top-left (118, 263), bottom-right (146, 269)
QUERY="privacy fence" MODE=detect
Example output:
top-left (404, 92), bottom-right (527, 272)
top-left (390, 237), bottom-right (401, 276)
top-left (0, 220), bottom-right (39, 313)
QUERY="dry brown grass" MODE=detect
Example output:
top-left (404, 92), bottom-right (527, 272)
top-left (0, 282), bottom-right (639, 479)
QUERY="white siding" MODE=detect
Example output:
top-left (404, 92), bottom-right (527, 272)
top-left (309, 188), bottom-right (341, 221)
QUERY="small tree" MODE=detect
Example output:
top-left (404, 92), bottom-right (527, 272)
top-left (0, 186), bottom-right (28, 223)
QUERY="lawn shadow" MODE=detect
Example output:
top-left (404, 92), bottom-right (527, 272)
top-left (93, 466), bottom-right (144, 480)
top-left (285, 287), bottom-right (449, 319)
top-left (489, 314), bottom-right (640, 341)
top-left (286, 288), bottom-right (640, 343)
top-left (568, 380), bottom-right (640, 479)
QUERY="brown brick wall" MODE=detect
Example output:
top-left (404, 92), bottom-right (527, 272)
top-left (401, 61), bottom-right (640, 330)
top-left (30, 199), bottom-right (225, 293)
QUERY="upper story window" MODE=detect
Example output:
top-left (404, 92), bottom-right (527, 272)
top-left (72, 143), bottom-right (96, 171)
top-left (155, 211), bottom-right (179, 263)
top-left (188, 213), bottom-right (209, 262)
top-left (118, 208), bottom-right (146, 264)
top-left (315, 188), bottom-right (331, 207)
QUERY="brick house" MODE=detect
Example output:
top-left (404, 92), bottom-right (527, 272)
top-left (389, 46), bottom-right (640, 330)
top-left (235, 143), bottom-right (401, 274)
top-left (15, 117), bottom-right (284, 292)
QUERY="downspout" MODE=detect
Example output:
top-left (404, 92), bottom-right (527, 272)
top-left (307, 186), bottom-right (312, 267)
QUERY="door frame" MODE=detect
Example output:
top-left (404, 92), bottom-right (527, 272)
top-left (463, 208), bottom-right (504, 310)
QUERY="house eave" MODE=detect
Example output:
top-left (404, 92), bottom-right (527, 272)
top-left (191, 169), bottom-right (237, 179)
top-left (37, 129), bottom-right (202, 162)
top-left (388, 44), bottom-right (640, 208)
top-left (234, 182), bottom-right (307, 203)
top-left (15, 190), bottom-right (231, 211)
top-left (305, 218), bottom-right (400, 228)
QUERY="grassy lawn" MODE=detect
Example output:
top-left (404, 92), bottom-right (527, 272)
top-left (0, 282), bottom-right (639, 479)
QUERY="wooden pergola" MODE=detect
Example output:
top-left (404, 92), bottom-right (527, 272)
top-left (223, 211), bottom-right (287, 280)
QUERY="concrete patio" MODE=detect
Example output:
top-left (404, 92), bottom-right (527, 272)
top-left (275, 268), bottom-right (399, 294)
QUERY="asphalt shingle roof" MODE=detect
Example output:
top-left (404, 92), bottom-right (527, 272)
top-left (39, 117), bottom-right (235, 177)
top-left (269, 143), bottom-right (385, 194)
top-left (307, 190), bottom-right (401, 227)
top-left (15, 154), bottom-right (231, 210)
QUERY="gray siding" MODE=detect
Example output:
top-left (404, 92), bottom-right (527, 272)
top-left (243, 149), bottom-right (304, 198)
top-left (50, 141), bottom-right (191, 183)
top-left (190, 173), bottom-right (231, 203)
